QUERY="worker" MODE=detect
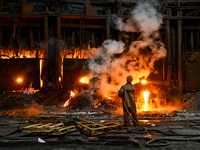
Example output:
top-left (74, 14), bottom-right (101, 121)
top-left (118, 75), bottom-right (138, 127)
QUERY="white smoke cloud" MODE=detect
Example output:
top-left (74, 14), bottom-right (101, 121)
top-left (85, 0), bottom-right (167, 97)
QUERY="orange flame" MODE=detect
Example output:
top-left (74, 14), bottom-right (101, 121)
top-left (105, 93), bottom-right (112, 99)
top-left (0, 49), bottom-right (44, 88)
top-left (80, 77), bottom-right (89, 84)
top-left (63, 91), bottom-right (76, 107)
top-left (143, 91), bottom-right (150, 111)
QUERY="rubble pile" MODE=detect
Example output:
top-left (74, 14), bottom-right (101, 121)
top-left (183, 92), bottom-right (200, 110)
top-left (68, 92), bottom-right (93, 109)
top-left (0, 93), bottom-right (33, 110)
top-left (0, 92), bottom-right (47, 111)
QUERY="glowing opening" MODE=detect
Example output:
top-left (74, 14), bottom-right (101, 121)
top-left (17, 77), bottom-right (22, 83)
top-left (141, 79), bottom-right (147, 84)
top-left (80, 77), bottom-right (89, 84)
top-left (143, 91), bottom-right (149, 111)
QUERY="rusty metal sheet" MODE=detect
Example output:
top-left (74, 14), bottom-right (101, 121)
top-left (0, 58), bottom-right (40, 91)
top-left (185, 59), bottom-right (200, 91)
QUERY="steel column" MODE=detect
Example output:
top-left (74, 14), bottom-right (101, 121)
top-left (43, 16), bottom-right (48, 82)
top-left (56, 16), bottom-right (61, 89)
top-left (92, 32), bottom-right (95, 47)
top-left (191, 31), bottom-right (194, 50)
top-left (166, 9), bottom-right (172, 87)
top-left (177, 10), bottom-right (182, 88)
top-left (0, 28), bottom-right (2, 47)
top-left (30, 29), bottom-right (33, 49)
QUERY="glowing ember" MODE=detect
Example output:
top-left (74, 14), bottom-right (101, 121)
top-left (141, 79), bottom-right (147, 84)
top-left (93, 101), bottom-right (101, 108)
top-left (105, 93), bottom-right (112, 99)
top-left (143, 91), bottom-right (150, 111)
top-left (80, 77), bottom-right (89, 84)
top-left (63, 91), bottom-right (76, 107)
top-left (17, 78), bottom-right (22, 83)
top-left (59, 76), bottom-right (62, 82)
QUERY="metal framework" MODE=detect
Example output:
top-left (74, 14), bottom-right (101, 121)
top-left (0, 0), bottom-right (199, 99)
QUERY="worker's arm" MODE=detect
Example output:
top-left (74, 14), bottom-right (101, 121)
top-left (118, 87), bottom-right (124, 98)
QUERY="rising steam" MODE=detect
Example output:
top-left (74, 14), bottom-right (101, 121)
top-left (86, 0), bottom-right (167, 97)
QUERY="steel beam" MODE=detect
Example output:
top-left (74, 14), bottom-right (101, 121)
top-left (92, 32), bottom-right (95, 47)
top-left (30, 29), bottom-right (34, 49)
top-left (177, 10), bottom-right (182, 88)
top-left (71, 30), bottom-right (74, 47)
top-left (0, 28), bottom-right (2, 47)
top-left (106, 9), bottom-right (111, 39)
top-left (56, 16), bottom-right (61, 89)
top-left (166, 9), bottom-right (172, 87)
top-left (191, 31), bottom-right (193, 51)
top-left (43, 16), bottom-right (48, 82)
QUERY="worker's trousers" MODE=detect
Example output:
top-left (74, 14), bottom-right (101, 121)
top-left (123, 102), bottom-right (138, 126)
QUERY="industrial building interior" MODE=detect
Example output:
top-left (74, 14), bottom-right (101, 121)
top-left (0, 0), bottom-right (200, 149)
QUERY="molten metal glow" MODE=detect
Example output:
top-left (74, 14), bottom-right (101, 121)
top-left (80, 77), bottom-right (89, 84)
top-left (143, 91), bottom-right (149, 111)
top-left (0, 49), bottom-right (44, 88)
top-left (60, 49), bottom-right (88, 82)
top-left (63, 91), bottom-right (76, 107)
top-left (17, 78), bottom-right (22, 83)
top-left (141, 79), bottom-right (147, 84)
top-left (105, 93), bottom-right (112, 99)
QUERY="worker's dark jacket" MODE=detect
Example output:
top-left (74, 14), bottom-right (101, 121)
top-left (118, 83), bottom-right (136, 107)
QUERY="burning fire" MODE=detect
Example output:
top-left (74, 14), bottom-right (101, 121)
top-left (0, 49), bottom-right (44, 88)
top-left (80, 77), bottom-right (89, 84)
top-left (105, 93), bottom-right (112, 99)
top-left (141, 79), bottom-right (147, 84)
top-left (63, 91), bottom-right (76, 107)
top-left (143, 91), bottom-right (150, 111)
top-left (17, 77), bottom-right (22, 83)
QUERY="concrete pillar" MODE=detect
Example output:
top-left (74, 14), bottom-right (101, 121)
top-left (166, 8), bottom-right (172, 87)
top-left (177, 10), bottom-right (182, 88)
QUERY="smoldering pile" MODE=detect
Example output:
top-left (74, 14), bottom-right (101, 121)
top-left (0, 92), bottom-right (47, 111)
top-left (66, 91), bottom-right (120, 110)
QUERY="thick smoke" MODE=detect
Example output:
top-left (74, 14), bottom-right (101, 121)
top-left (86, 0), bottom-right (167, 97)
